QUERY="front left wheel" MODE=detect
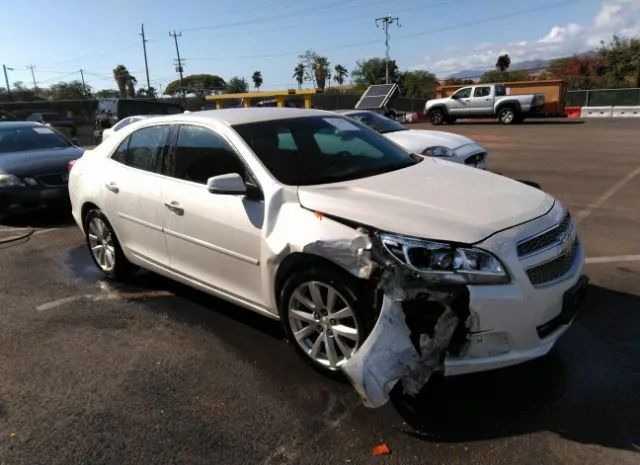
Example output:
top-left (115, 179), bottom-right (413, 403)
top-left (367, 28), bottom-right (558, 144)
top-left (279, 266), bottom-right (374, 373)
top-left (84, 208), bottom-right (134, 280)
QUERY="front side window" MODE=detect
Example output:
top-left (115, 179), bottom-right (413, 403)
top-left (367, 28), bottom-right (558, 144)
top-left (168, 125), bottom-right (245, 184)
top-left (111, 125), bottom-right (170, 172)
top-left (452, 87), bottom-right (471, 99)
top-left (473, 86), bottom-right (491, 97)
top-left (233, 116), bottom-right (420, 186)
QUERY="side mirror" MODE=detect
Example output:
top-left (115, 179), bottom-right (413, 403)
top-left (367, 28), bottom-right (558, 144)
top-left (206, 173), bottom-right (247, 195)
top-left (451, 94), bottom-right (459, 99)
top-left (71, 138), bottom-right (79, 145)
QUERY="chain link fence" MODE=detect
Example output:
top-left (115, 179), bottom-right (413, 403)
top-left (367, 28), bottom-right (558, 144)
top-left (566, 88), bottom-right (640, 106)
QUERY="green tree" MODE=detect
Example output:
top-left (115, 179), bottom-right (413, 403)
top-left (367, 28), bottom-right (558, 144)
top-left (496, 54), bottom-right (511, 72)
top-left (333, 64), bottom-right (349, 86)
top-left (399, 70), bottom-right (438, 99)
top-left (225, 76), bottom-right (249, 94)
top-left (164, 74), bottom-right (226, 97)
top-left (351, 57), bottom-right (399, 88)
top-left (293, 63), bottom-right (305, 89)
top-left (597, 36), bottom-right (640, 87)
top-left (312, 56), bottom-right (330, 91)
top-left (48, 80), bottom-right (91, 99)
top-left (298, 50), bottom-right (318, 87)
top-left (252, 70), bottom-right (263, 91)
top-left (95, 89), bottom-right (121, 98)
top-left (11, 81), bottom-right (39, 101)
top-left (480, 69), bottom-right (529, 83)
top-left (112, 65), bottom-right (136, 98)
top-left (136, 87), bottom-right (157, 98)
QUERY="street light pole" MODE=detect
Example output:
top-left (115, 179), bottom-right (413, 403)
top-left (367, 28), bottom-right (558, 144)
top-left (27, 64), bottom-right (37, 89)
top-left (375, 15), bottom-right (401, 84)
top-left (169, 30), bottom-right (185, 98)
top-left (3, 64), bottom-right (12, 99)
top-left (140, 24), bottom-right (151, 92)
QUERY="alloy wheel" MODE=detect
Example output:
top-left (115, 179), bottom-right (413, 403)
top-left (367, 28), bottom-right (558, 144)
top-left (87, 217), bottom-right (116, 272)
top-left (500, 108), bottom-right (515, 124)
top-left (287, 281), bottom-right (360, 370)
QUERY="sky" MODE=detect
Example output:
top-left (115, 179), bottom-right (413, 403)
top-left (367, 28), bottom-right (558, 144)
top-left (1, 0), bottom-right (639, 93)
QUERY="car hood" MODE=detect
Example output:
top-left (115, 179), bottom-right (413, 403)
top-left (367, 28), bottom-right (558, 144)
top-left (384, 129), bottom-right (475, 152)
top-left (297, 158), bottom-right (554, 244)
top-left (0, 146), bottom-right (84, 176)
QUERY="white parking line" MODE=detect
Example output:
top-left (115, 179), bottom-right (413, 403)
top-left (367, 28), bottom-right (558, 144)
top-left (34, 288), bottom-right (174, 311)
top-left (575, 164), bottom-right (640, 223)
top-left (585, 255), bottom-right (640, 264)
top-left (35, 295), bottom-right (88, 311)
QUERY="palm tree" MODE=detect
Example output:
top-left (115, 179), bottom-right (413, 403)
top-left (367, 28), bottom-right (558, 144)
top-left (293, 63), bottom-right (305, 89)
top-left (126, 75), bottom-right (137, 98)
top-left (496, 54), bottom-right (511, 72)
top-left (333, 64), bottom-right (349, 86)
top-left (312, 56), bottom-right (330, 91)
top-left (113, 65), bottom-right (137, 98)
top-left (252, 71), bottom-right (263, 91)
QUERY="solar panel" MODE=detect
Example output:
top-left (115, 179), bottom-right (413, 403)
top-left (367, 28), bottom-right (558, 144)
top-left (354, 84), bottom-right (399, 110)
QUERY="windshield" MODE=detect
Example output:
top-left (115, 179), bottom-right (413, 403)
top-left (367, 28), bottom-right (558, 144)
top-left (0, 125), bottom-right (71, 153)
top-left (345, 111), bottom-right (407, 134)
top-left (233, 116), bottom-right (420, 186)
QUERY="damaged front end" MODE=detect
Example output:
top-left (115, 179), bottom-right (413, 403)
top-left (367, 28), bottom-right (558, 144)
top-left (304, 228), bottom-right (510, 408)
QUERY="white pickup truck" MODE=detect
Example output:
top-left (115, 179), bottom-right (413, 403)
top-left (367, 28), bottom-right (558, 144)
top-left (425, 83), bottom-right (545, 125)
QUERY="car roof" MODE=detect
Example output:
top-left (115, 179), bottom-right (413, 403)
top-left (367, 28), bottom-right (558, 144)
top-left (147, 107), bottom-right (335, 126)
top-left (0, 121), bottom-right (43, 128)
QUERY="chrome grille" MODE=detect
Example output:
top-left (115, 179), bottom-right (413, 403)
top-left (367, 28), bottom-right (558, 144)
top-left (517, 213), bottom-right (572, 257)
top-left (526, 239), bottom-right (578, 286)
top-left (36, 173), bottom-right (68, 187)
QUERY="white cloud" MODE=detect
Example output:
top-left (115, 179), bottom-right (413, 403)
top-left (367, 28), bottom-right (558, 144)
top-left (427, 0), bottom-right (640, 75)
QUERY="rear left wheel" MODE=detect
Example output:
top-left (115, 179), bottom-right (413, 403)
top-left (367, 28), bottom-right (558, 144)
top-left (84, 208), bottom-right (134, 280)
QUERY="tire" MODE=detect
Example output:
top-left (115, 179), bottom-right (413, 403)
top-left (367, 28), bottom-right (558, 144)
top-left (497, 106), bottom-right (517, 124)
top-left (83, 208), bottom-right (135, 280)
top-left (429, 108), bottom-right (445, 126)
top-left (278, 265), bottom-right (374, 374)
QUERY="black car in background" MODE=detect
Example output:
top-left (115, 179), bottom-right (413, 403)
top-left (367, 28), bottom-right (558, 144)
top-left (0, 122), bottom-right (84, 220)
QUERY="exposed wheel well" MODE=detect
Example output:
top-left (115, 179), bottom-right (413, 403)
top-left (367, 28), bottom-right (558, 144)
top-left (496, 101), bottom-right (521, 114)
top-left (274, 252), bottom-right (364, 304)
top-left (81, 202), bottom-right (100, 229)
top-left (429, 105), bottom-right (447, 115)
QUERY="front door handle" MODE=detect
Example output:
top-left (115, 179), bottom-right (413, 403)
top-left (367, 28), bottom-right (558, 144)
top-left (105, 182), bottom-right (119, 193)
top-left (164, 201), bottom-right (184, 216)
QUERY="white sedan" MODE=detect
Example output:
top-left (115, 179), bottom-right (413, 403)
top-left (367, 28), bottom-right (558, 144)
top-left (339, 110), bottom-right (488, 169)
top-left (68, 108), bottom-right (585, 407)
top-left (101, 115), bottom-right (154, 142)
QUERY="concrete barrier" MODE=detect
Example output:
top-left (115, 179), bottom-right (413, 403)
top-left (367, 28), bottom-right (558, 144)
top-left (581, 106), bottom-right (613, 117)
top-left (611, 106), bottom-right (640, 117)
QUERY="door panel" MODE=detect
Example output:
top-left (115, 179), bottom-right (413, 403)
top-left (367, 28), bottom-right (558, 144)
top-left (468, 86), bottom-right (494, 115)
top-left (162, 178), bottom-right (264, 305)
top-left (448, 87), bottom-right (472, 115)
top-left (161, 124), bottom-right (265, 306)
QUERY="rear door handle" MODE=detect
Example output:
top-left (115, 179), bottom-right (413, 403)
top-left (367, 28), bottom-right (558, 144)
top-left (164, 201), bottom-right (184, 216)
top-left (105, 182), bottom-right (119, 193)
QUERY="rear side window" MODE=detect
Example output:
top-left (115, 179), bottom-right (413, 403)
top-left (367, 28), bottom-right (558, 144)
top-left (168, 125), bottom-right (245, 184)
top-left (111, 125), bottom-right (170, 172)
top-left (473, 86), bottom-right (491, 97)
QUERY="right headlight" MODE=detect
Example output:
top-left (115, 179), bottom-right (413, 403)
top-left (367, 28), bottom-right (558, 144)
top-left (379, 233), bottom-right (509, 285)
top-left (422, 146), bottom-right (456, 157)
top-left (0, 174), bottom-right (26, 188)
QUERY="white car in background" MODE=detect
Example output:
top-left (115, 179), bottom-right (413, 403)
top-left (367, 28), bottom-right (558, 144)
top-left (339, 110), bottom-right (488, 169)
top-left (68, 108), bottom-right (586, 407)
top-left (101, 115), bottom-right (154, 142)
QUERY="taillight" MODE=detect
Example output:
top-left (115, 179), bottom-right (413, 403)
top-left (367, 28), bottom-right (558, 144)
top-left (68, 159), bottom-right (79, 172)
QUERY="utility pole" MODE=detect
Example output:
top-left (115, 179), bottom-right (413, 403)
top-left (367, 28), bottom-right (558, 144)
top-left (375, 15), bottom-right (401, 84)
top-left (169, 30), bottom-right (185, 97)
top-left (3, 65), bottom-right (12, 99)
top-left (26, 64), bottom-right (37, 89)
top-left (79, 69), bottom-right (87, 96)
top-left (140, 24), bottom-right (151, 92)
